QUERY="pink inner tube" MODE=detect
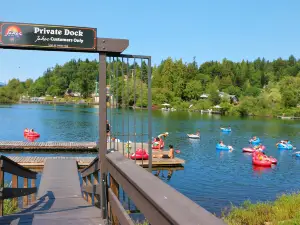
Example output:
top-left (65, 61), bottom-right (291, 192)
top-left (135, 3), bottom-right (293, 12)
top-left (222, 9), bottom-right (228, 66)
top-left (130, 148), bottom-right (149, 160)
top-left (243, 146), bottom-right (265, 153)
top-left (243, 147), bottom-right (255, 153)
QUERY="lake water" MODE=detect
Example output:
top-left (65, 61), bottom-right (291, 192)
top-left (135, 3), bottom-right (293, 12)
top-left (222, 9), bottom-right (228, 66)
top-left (1, 104), bottom-right (300, 215)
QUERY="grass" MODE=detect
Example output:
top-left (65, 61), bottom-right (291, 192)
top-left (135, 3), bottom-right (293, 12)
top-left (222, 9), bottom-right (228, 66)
top-left (1, 182), bottom-right (19, 215)
top-left (3, 198), bottom-right (19, 215)
top-left (223, 192), bottom-right (300, 225)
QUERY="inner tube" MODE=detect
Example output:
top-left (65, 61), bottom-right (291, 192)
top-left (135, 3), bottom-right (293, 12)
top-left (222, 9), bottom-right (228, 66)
top-left (130, 148), bottom-right (149, 160)
top-left (25, 132), bottom-right (40, 138)
top-left (221, 128), bottom-right (231, 132)
top-left (268, 156), bottom-right (277, 164)
top-left (216, 144), bottom-right (232, 151)
top-left (249, 138), bottom-right (261, 145)
top-left (187, 134), bottom-right (200, 139)
top-left (277, 143), bottom-right (294, 150)
top-left (242, 146), bottom-right (265, 153)
top-left (252, 158), bottom-right (272, 167)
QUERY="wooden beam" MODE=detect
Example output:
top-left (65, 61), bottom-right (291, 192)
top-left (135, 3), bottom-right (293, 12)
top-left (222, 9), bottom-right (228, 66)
top-left (108, 188), bottom-right (134, 225)
top-left (31, 179), bottom-right (36, 203)
top-left (97, 38), bottom-right (129, 53)
top-left (0, 156), bottom-right (37, 179)
top-left (0, 187), bottom-right (37, 199)
top-left (23, 178), bottom-right (28, 207)
top-left (109, 175), bottom-right (119, 225)
top-left (11, 175), bottom-right (18, 208)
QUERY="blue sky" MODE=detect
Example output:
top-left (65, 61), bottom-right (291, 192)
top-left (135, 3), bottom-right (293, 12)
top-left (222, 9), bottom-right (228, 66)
top-left (1, 0), bottom-right (300, 82)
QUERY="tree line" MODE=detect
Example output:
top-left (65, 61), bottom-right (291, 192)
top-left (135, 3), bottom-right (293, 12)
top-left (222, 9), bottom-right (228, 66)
top-left (1, 55), bottom-right (300, 116)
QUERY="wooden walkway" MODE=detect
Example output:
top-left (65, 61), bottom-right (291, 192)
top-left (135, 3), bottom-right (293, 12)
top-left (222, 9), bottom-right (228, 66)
top-left (0, 141), bottom-right (97, 151)
top-left (0, 159), bottom-right (104, 225)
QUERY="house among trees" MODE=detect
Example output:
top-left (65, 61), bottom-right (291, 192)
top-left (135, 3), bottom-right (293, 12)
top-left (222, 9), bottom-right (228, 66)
top-left (64, 89), bottom-right (81, 97)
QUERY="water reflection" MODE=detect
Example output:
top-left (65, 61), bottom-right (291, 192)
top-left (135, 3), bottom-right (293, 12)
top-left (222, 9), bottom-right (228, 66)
top-left (252, 165), bottom-right (273, 175)
top-left (154, 169), bottom-right (174, 181)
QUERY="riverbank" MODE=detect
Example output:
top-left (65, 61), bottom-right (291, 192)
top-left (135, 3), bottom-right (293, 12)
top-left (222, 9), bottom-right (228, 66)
top-left (223, 192), bottom-right (300, 225)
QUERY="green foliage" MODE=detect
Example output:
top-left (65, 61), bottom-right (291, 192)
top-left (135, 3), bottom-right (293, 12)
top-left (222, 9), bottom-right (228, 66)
top-left (3, 55), bottom-right (300, 118)
top-left (223, 192), bottom-right (300, 225)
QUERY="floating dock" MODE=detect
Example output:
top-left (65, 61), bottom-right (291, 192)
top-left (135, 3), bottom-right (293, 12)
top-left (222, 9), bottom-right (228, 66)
top-left (0, 141), bottom-right (97, 152)
top-left (6, 154), bottom-right (185, 169)
top-left (1, 141), bottom-right (185, 168)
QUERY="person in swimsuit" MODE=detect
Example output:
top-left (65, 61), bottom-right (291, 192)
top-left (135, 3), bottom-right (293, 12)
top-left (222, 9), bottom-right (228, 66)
top-left (161, 145), bottom-right (174, 159)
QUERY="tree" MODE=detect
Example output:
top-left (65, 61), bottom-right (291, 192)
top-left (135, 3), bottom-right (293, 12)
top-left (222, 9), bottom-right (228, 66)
top-left (282, 90), bottom-right (298, 108)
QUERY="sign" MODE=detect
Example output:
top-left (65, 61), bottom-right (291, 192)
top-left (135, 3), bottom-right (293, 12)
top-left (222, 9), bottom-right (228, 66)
top-left (0, 22), bottom-right (97, 51)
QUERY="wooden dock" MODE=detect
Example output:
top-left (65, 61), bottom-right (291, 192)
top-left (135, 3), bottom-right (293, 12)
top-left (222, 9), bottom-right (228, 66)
top-left (0, 141), bottom-right (185, 168)
top-left (0, 159), bottom-right (104, 224)
top-left (0, 141), bottom-right (97, 152)
top-left (6, 153), bottom-right (185, 169)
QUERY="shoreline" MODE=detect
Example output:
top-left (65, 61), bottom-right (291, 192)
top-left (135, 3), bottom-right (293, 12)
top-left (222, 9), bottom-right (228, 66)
top-left (1, 102), bottom-right (297, 119)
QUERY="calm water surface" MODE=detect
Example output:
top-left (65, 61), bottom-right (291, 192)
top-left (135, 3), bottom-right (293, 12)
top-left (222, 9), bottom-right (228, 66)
top-left (1, 104), bottom-right (300, 215)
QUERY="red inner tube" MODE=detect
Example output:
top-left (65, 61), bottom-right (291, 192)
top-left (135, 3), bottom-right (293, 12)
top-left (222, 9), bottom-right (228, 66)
top-left (252, 159), bottom-right (272, 167)
top-left (24, 132), bottom-right (40, 137)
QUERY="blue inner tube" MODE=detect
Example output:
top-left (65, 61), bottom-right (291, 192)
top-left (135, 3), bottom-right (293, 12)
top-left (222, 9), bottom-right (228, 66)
top-left (277, 143), bottom-right (294, 150)
top-left (216, 144), bottom-right (230, 151)
top-left (295, 153), bottom-right (300, 157)
top-left (221, 128), bottom-right (231, 132)
top-left (249, 138), bottom-right (261, 145)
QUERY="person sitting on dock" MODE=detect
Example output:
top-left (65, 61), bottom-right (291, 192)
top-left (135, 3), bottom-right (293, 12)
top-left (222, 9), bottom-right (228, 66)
top-left (159, 145), bottom-right (174, 159)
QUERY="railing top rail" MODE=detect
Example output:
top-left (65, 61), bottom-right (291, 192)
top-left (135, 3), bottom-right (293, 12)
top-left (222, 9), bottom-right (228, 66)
top-left (81, 156), bottom-right (99, 177)
top-left (106, 152), bottom-right (226, 225)
top-left (0, 155), bottom-right (37, 179)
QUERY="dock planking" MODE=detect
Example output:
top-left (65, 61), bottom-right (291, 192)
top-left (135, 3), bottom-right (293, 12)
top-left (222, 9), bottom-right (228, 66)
top-left (0, 159), bottom-right (104, 224)
top-left (6, 154), bottom-right (185, 169)
top-left (0, 141), bottom-right (97, 152)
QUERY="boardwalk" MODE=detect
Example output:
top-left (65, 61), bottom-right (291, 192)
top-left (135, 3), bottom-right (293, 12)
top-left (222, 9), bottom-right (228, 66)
top-left (0, 159), bottom-right (104, 225)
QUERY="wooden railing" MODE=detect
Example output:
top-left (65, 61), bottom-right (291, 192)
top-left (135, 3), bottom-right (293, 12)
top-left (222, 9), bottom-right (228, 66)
top-left (81, 152), bottom-right (226, 225)
top-left (0, 155), bottom-right (37, 216)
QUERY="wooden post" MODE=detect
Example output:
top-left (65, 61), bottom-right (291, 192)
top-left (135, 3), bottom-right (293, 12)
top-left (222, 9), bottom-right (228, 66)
top-left (23, 178), bottom-right (28, 207)
top-left (82, 176), bottom-right (87, 201)
top-left (12, 175), bottom-right (18, 208)
top-left (31, 179), bottom-right (36, 203)
top-left (87, 175), bottom-right (92, 204)
top-left (109, 175), bottom-right (119, 225)
top-left (93, 172), bottom-right (100, 207)
top-left (0, 166), bottom-right (4, 216)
